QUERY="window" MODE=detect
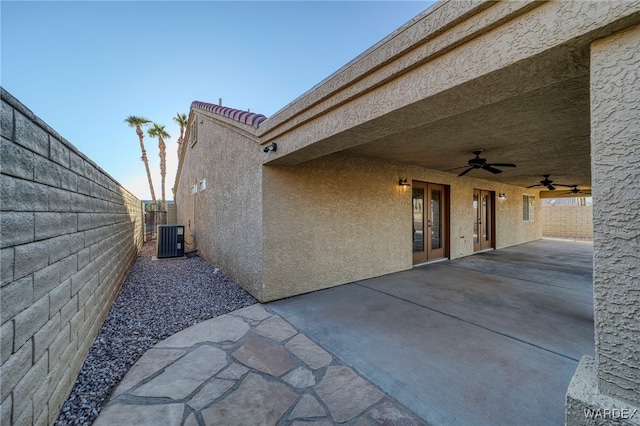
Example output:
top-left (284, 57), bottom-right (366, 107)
top-left (523, 195), bottom-right (535, 221)
top-left (190, 184), bottom-right (197, 195)
top-left (199, 179), bottom-right (206, 191)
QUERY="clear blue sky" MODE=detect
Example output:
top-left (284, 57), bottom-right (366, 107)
top-left (2, 1), bottom-right (434, 200)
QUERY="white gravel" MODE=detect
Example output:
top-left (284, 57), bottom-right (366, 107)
top-left (55, 243), bottom-right (257, 425)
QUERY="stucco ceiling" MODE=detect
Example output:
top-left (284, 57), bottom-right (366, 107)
top-left (267, 40), bottom-right (593, 196)
top-left (262, 0), bottom-right (614, 197)
top-left (343, 74), bottom-right (591, 190)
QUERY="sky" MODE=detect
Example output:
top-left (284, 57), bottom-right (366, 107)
top-left (2, 1), bottom-right (435, 201)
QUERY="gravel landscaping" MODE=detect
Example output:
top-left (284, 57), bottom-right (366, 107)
top-left (55, 242), bottom-right (257, 425)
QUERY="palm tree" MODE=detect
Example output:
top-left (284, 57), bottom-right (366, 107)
top-left (124, 115), bottom-right (156, 205)
top-left (173, 113), bottom-right (188, 160)
top-left (147, 123), bottom-right (170, 212)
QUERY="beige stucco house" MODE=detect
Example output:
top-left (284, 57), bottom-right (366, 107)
top-left (175, 1), bottom-right (639, 423)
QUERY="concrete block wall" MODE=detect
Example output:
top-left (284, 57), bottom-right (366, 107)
top-left (541, 205), bottom-right (593, 239)
top-left (0, 88), bottom-right (144, 425)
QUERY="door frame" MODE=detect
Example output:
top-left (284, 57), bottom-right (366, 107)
top-left (412, 181), bottom-right (450, 264)
top-left (473, 189), bottom-right (495, 252)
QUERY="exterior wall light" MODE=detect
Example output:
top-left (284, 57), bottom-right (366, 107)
top-left (263, 142), bottom-right (277, 153)
top-left (399, 178), bottom-right (410, 188)
top-left (499, 193), bottom-right (507, 201)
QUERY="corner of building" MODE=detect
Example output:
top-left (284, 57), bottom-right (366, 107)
top-left (566, 357), bottom-right (640, 425)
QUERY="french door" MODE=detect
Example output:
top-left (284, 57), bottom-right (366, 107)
top-left (473, 189), bottom-right (495, 251)
top-left (412, 181), bottom-right (449, 264)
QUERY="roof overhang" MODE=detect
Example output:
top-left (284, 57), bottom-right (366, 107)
top-left (256, 0), bottom-right (640, 191)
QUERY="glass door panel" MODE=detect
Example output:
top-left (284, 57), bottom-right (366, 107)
top-left (430, 189), bottom-right (442, 250)
top-left (474, 189), bottom-right (494, 251)
top-left (483, 193), bottom-right (492, 245)
top-left (412, 182), bottom-right (428, 264)
top-left (426, 183), bottom-right (446, 259)
top-left (412, 188), bottom-right (424, 254)
top-left (473, 191), bottom-right (479, 246)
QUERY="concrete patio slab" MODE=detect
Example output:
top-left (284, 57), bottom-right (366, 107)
top-left (361, 262), bottom-right (593, 360)
top-left (270, 239), bottom-right (594, 425)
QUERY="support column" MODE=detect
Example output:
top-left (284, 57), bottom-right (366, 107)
top-left (566, 24), bottom-right (640, 425)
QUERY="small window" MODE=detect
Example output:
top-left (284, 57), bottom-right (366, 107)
top-left (199, 179), bottom-right (206, 191)
top-left (523, 195), bottom-right (535, 221)
top-left (190, 184), bottom-right (197, 195)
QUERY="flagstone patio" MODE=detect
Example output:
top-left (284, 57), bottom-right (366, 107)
top-left (93, 304), bottom-right (425, 426)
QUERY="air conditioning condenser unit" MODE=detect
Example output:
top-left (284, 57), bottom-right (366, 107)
top-left (157, 225), bottom-right (185, 258)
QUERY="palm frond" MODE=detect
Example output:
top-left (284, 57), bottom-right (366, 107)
top-left (173, 113), bottom-right (188, 127)
top-left (124, 115), bottom-right (151, 127)
top-left (148, 123), bottom-right (170, 139)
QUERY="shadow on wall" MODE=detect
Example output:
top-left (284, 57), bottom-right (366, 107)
top-left (0, 87), bottom-right (144, 426)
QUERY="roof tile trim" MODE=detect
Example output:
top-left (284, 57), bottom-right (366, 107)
top-left (191, 101), bottom-right (267, 128)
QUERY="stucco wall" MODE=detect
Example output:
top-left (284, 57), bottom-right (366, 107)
top-left (262, 152), bottom-right (541, 301)
top-left (590, 24), bottom-right (640, 407)
top-left (566, 24), bottom-right (640, 424)
top-left (0, 88), bottom-right (144, 425)
top-left (175, 110), bottom-right (263, 300)
top-left (262, 154), bottom-right (410, 301)
top-left (541, 205), bottom-right (593, 239)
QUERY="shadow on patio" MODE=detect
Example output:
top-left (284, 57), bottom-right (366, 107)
top-left (270, 239), bottom-right (594, 425)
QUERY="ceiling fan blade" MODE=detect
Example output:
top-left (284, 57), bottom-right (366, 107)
top-left (546, 184), bottom-right (556, 190)
top-left (445, 165), bottom-right (470, 172)
top-left (458, 167), bottom-right (474, 177)
top-left (487, 163), bottom-right (516, 168)
top-left (482, 165), bottom-right (503, 174)
top-left (526, 184), bottom-right (541, 188)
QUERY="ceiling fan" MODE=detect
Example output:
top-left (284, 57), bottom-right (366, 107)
top-left (526, 174), bottom-right (573, 191)
top-left (450, 149), bottom-right (516, 177)
top-left (555, 185), bottom-right (592, 196)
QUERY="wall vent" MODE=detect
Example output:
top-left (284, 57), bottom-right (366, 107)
top-left (157, 225), bottom-right (185, 258)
